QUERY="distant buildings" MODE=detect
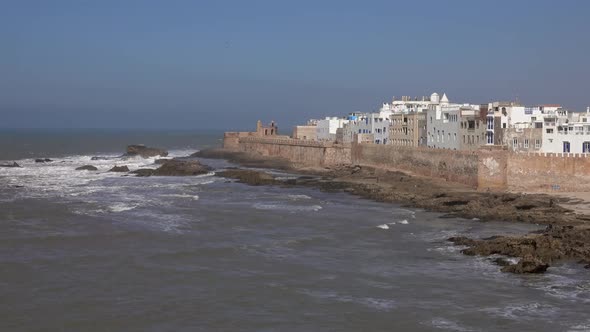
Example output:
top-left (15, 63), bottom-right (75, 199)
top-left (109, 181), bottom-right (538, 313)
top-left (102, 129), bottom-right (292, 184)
top-left (289, 92), bottom-right (589, 155)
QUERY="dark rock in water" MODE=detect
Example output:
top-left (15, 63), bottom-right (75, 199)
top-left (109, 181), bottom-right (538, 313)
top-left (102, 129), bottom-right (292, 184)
top-left (125, 145), bottom-right (168, 158)
top-left (131, 169), bottom-right (155, 177)
top-left (91, 156), bottom-right (111, 161)
top-left (155, 158), bottom-right (172, 165)
top-left (491, 257), bottom-right (512, 267)
top-left (215, 169), bottom-right (277, 186)
top-left (75, 165), bottom-right (98, 171)
top-left (501, 255), bottom-right (549, 274)
top-left (109, 165), bottom-right (129, 172)
top-left (35, 158), bottom-right (53, 163)
top-left (152, 159), bottom-right (211, 176)
top-left (0, 162), bottom-right (21, 168)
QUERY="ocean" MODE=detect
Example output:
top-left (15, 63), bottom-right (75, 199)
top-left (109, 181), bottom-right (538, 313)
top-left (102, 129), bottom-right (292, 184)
top-left (0, 129), bottom-right (589, 331)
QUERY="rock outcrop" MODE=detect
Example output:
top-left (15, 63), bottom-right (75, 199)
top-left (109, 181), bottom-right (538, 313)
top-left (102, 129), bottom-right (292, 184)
top-left (0, 162), bottom-right (21, 168)
top-left (35, 158), bottom-right (53, 163)
top-left (155, 158), bottom-right (172, 165)
top-left (75, 165), bottom-right (98, 171)
top-left (152, 159), bottom-right (211, 176)
top-left (448, 225), bottom-right (590, 273)
top-left (215, 169), bottom-right (277, 186)
top-left (125, 145), bottom-right (168, 158)
top-left (501, 255), bottom-right (549, 274)
top-left (109, 165), bottom-right (129, 172)
top-left (131, 169), bottom-right (155, 177)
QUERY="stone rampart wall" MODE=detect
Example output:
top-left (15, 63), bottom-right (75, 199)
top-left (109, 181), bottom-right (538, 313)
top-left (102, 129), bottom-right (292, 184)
top-left (237, 137), bottom-right (351, 167)
top-left (228, 134), bottom-right (590, 192)
top-left (507, 152), bottom-right (590, 192)
top-left (351, 144), bottom-right (480, 187)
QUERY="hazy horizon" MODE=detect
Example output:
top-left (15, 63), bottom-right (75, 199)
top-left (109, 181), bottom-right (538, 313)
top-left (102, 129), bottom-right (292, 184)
top-left (2, 0), bottom-right (589, 130)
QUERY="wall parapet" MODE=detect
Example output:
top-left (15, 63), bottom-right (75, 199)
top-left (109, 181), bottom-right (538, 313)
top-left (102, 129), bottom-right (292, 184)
top-left (239, 136), bottom-right (338, 148)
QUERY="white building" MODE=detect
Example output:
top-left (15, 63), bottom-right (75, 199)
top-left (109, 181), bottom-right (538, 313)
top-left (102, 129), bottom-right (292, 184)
top-left (542, 107), bottom-right (590, 153)
top-left (343, 107), bottom-right (393, 144)
top-left (316, 117), bottom-right (349, 142)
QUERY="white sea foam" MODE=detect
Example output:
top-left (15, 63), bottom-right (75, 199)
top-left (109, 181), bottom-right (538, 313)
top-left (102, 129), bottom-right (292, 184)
top-left (399, 219), bottom-right (409, 225)
top-left (377, 224), bottom-right (389, 230)
top-left (481, 302), bottom-right (559, 321)
top-left (287, 194), bottom-right (312, 200)
top-left (252, 202), bottom-right (322, 212)
top-left (109, 203), bottom-right (139, 213)
top-left (160, 194), bottom-right (200, 200)
top-left (428, 318), bottom-right (474, 331)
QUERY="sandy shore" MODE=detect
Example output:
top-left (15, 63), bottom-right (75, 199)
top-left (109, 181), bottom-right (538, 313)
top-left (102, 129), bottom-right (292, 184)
top-left (194, 148), bottom-right (590, 273)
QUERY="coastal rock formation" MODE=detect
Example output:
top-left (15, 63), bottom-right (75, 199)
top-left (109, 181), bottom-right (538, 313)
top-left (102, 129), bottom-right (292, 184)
top-left (0, 162), bottom-right (21, 168)
top-left (125, 145), bottom-right (168, 158)
top-left (155, 158), bottom-right (172, 165)
top-left (35, 158), bottom-right (53, 163)
top-left (448, 225), bottom-right (590, 273)
top-left (152, 159), bottom-right (210, 176)
top-left (109, 165), bottom-right (129, 172)
top-left (131, 169), bottom-right (155, 177)
top-left (215, 169), bottom-right (277, 186)
top-left (501, 255), bottom-right (549, 274)
top-left (76, 165), bottom-right (98, 171)
top-left (130, 160), bottom-right (211, 177)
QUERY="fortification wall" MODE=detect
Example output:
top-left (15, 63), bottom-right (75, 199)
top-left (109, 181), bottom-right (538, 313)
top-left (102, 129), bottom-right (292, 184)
top-left (507, 152), bottom-right (590, 192)
top-left (237, 137), bottom-right (351, 168)
top-left (351, 144), bottom-right (480, 188)
top-left (227, 134), bottom-right (590, 192)
top-left (477, 148), bottom-right (508, 190)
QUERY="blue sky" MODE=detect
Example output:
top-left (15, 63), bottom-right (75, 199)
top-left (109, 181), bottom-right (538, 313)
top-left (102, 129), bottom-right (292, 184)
top-left (1, 0), bottom-right (589, 129)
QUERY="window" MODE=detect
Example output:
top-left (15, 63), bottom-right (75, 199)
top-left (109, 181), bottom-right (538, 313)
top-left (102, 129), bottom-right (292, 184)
top-left (535, 139), bottom-right (541, 149)
top-left (535, 122), bottom-right (543, 129)
top-left (513, 138), bottom-right (518, 148)
top-left (487, 132), bottom-right (494, 144)
top-left (524, 139), bottom-right (529, 149)
top-left (546, 129), bottom-right (553, 134)
top-left (502, 123), bottom-right (507, 129)
top-left (563, 141), bottom-right (570, 153)
top-left (583, 142), bottom-right (590, 153)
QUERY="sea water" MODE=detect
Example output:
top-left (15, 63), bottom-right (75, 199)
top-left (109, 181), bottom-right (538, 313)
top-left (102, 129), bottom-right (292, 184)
top-left (0, 129), bottom-right (589, 331)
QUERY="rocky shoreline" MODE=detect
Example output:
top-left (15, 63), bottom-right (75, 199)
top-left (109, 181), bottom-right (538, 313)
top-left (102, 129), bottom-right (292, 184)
top-left (197, 148), bottom-right (590, 274)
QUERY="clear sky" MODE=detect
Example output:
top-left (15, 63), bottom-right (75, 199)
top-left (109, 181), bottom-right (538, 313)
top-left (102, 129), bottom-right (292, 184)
top-left (1, 0), bottom-right (589, 130)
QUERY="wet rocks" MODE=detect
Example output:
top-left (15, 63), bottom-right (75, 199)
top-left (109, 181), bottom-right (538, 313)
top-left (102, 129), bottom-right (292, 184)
top-left (448, 225), bottom-right (590, 273)
top-left (152, 159), bottom-right (210, 176)
top-left (501, 255), bottom-right (549, 274)
top-left (109, 165), bottom-right (129, 172)
top-left (35, 158), bottom-right (53, 163)
top-left (75, 165), bottom-right (98, 171)
top-left (0, 162), bottom-right (21, 168)
top-left (155, 158), bottom-right (172, 165)
top-left (125, 145), bottom-right (168, 158)
top-left (215, 169), bottom-right (277, 186)
top-left (131, 169), bottom-right (155, 177)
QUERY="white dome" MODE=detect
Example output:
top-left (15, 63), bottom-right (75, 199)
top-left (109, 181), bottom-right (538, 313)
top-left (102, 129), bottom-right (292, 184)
top-left (430, 92), bottom-right (440, 104)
